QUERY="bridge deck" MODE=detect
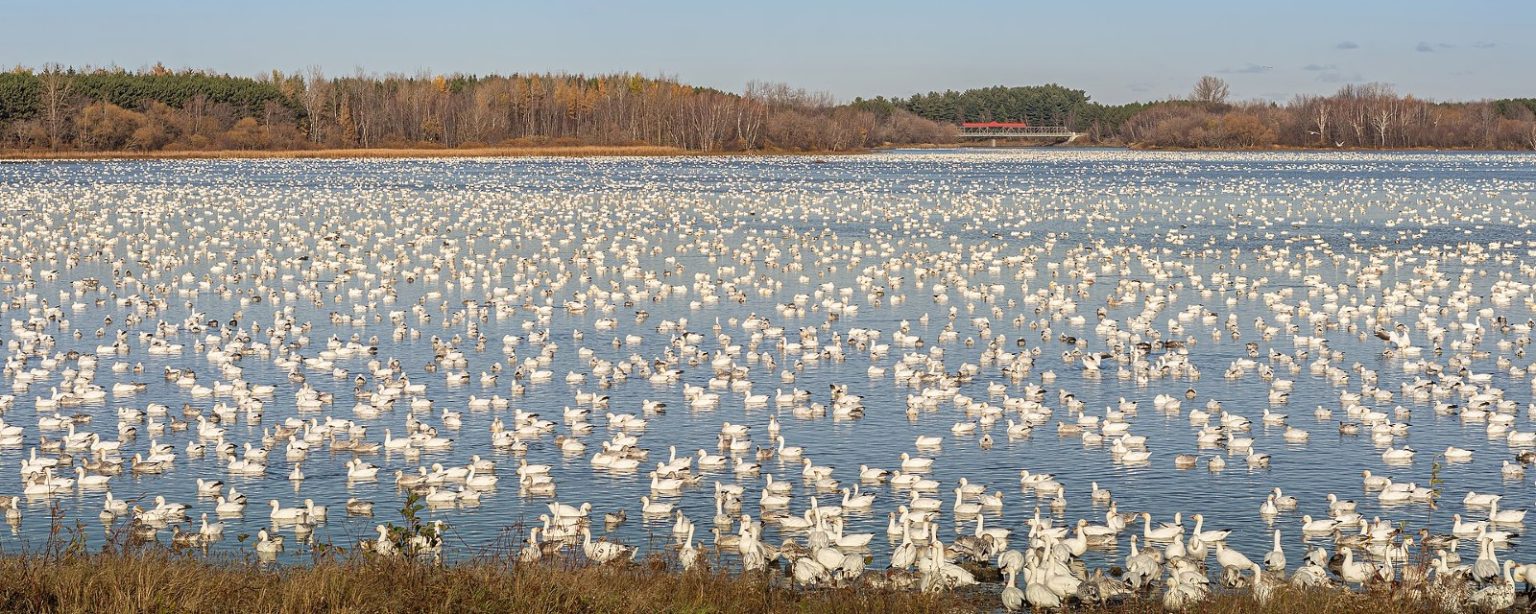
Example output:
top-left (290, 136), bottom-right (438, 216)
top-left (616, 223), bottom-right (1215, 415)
top-left (957, 126), bottom-right (1076, 138)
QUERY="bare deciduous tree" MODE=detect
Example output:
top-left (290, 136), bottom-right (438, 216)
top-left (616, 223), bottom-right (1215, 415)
top-left (1190, 76), bottom-right (1230, 105)
top-left (38, 64), bottom-right (73, 150)
top-left (1303, 96), bottom-right (1332, 146)
top-left (300, 66), bottom-right (329, 143)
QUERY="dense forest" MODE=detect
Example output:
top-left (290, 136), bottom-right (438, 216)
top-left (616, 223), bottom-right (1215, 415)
top-left (0, 65), bottom-right (951, 153)
top-left (0, 65), bottom-right (1531, 153)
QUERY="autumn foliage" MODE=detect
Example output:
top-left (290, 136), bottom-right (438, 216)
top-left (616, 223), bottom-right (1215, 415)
top-left (2, 65), bottom-right (1531, 154)
top-left (0, 66), bottom-right (952, 153)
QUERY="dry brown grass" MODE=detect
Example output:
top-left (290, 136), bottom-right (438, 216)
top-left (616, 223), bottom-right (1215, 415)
top-left (1072, 587), bottom-right (1453, 614)
top-left (0, 504), bottom-right (1466, 613)
top-left (0, 549), bottom-right (984, 614)
top-left (0, 547), bottom-right (1485, 614)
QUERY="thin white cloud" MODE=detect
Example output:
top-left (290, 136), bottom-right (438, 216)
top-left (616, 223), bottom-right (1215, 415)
top-left (1317, 71), bottom-right (1364, 84)
top-left (1218, 63), bottom-right (1273, 74)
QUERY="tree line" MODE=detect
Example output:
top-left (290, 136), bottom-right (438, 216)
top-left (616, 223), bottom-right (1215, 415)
top-left (855, 84), bottom-right (1092, 127)
top-left (1113, 80), bottom-right (1536, 150)
top-left (1, 65), bottom-right (1531, 153)
top-left (0, 65), bottom-right (952, 152)
top-left (875, 77), bottom-right (1535, 149)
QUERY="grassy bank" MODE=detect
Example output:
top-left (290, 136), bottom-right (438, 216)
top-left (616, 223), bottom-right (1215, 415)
top-left (1081, 589), bottom-right (1449, 614)
top-left (0, 549), bottom-right (980, 614)
top-left (0, 546), bottom-right (1485, 614)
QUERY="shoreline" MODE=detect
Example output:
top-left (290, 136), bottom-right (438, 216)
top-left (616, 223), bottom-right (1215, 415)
top-left (891, 142), bottom-right (1535, 153)
top-left (0, 547), bottom-right (1460, 614)
top-left (0, 145), bottom-right (695, 161)
top-left (0, 145), bottom-right (879, 161)
top-left (3, 144), bottom-right (1529, 162)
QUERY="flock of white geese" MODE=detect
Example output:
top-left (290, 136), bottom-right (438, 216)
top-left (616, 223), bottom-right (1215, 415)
top-left (3, 151), bottom-right (1536, 611)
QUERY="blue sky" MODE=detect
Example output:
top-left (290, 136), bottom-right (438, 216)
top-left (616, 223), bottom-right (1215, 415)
top-left (3, 0), bottom-right (1530, 104)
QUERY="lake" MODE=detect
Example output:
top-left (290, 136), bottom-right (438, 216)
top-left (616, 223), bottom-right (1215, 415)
top-left (2, 149), bottom-right (1535, 579)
